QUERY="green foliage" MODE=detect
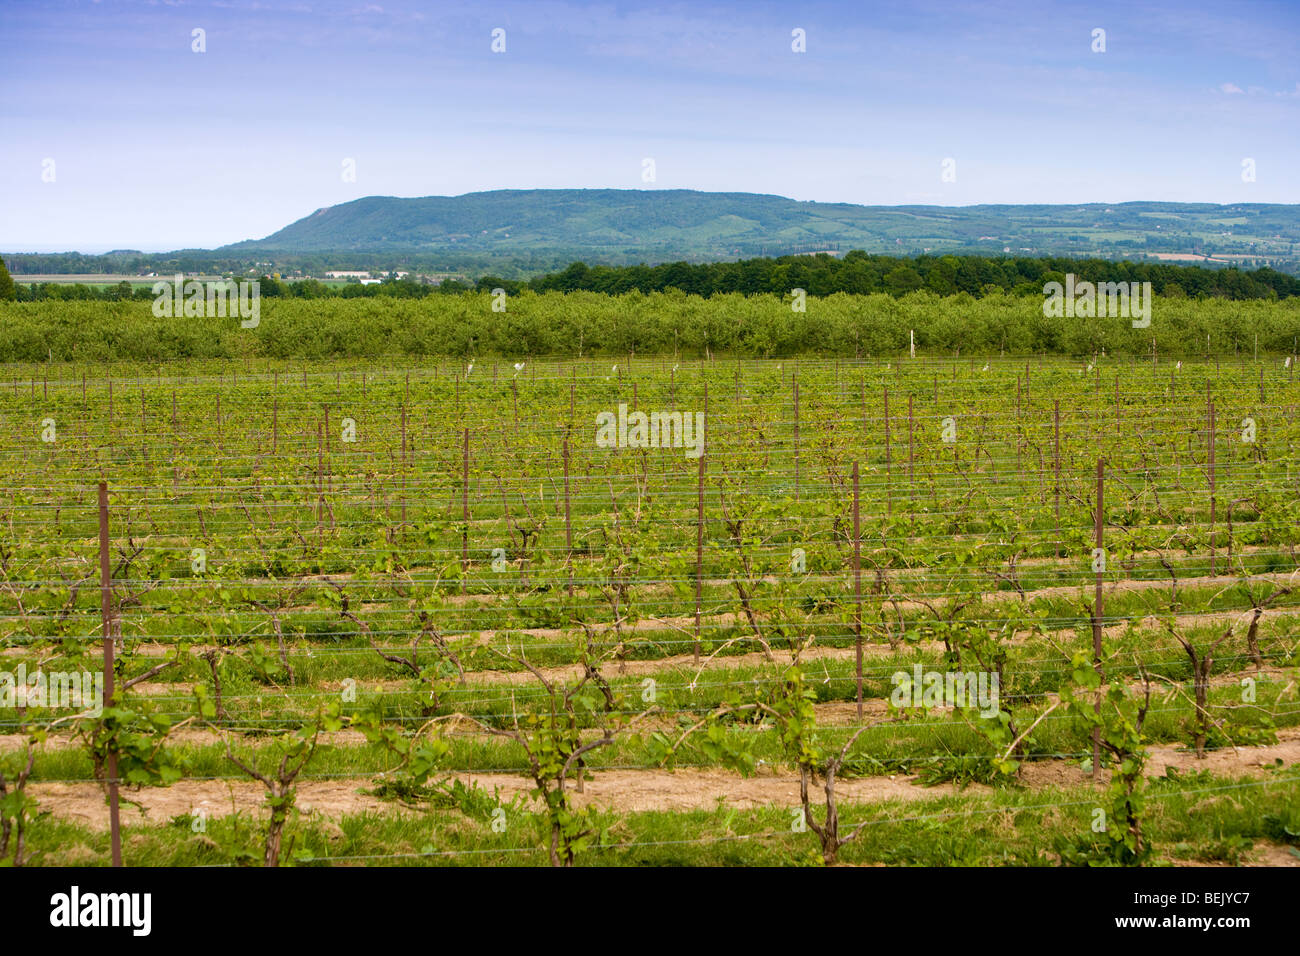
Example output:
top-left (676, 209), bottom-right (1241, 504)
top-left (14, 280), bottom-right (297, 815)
top-left (4, 289), bottom-right (1299, 362)
top-left (0, 730), bottom-right (43, 866)
top-left (354, 709), bottom-right (452, 797)
top-left (81, 702), bottom-right (181, 787)
top-left (0, 257), bottom-right (16, 302)
top-left (1063, 648), bottom-right (1152, 865)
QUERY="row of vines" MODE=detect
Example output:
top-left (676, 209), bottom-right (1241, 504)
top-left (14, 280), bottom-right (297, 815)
top-left (1, 355), bottom-right (1298, 865)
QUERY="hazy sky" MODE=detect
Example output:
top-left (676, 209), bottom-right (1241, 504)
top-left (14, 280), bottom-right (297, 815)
top-left (2, 0), bottom-right (1297, 251)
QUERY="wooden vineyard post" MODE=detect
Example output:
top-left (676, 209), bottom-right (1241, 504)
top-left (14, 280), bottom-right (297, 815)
top-left (1092, 457), bottom-right (1105, 781)
top-left (316, 424), bottom-right (325, 541)
top-left (272, 371), bottom-right (279, 453)
top-left (97, 481), bottom-right (122, 867)
top-left (1114, 372), bottom-right (1120, 434)
top-left (461, 428), bottom-right (470, 588)
top-left (883, 387), bottom-right (892, 516)
top-left (1208, 387), bottom-right (1216, 575)
top-left (563, 435), bottom-right (574, 597)
top-left (853, 460), bottom-right (863, 719)
top-left (859, 373), bottom-right (867, 454)
top-left (1015, 376), bottom-right (1023, 478)
top-left (323, 407), bottom-right (331, 525)
top-left (907, 393), bottom-right (915, 501)
top-left (793, 371), bottom-right (800, 502)
top-left (1054, 400), bottom-right (1062, 559)
top-left (400, 404), bottom-right (408, 534)
top-left (694, 439), bottom-right (705, 665)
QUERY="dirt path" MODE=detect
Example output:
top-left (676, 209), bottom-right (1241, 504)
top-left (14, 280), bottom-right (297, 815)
top-left (26, 767), bottom-right (972, 829)
top-left (1019, 728), bottom-right (1300, 787)
top-left (25, 730), bottom-right (1298, 827)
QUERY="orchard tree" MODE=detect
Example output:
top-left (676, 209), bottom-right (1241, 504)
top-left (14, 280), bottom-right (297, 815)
top-left (0, 257), bottom-right (17, 301)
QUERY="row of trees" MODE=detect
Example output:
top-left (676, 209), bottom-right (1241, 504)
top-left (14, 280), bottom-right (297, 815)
top-left (3, 251), bottom-right (1297, 305)
top-left (0, 258), bottom-right (16, 302)
top-left (511, 252), bottom-right (1300, 300)
top-left (3, 275), bottom-right (474, 303)
top-left (3, 289), bottom-right (1298, 362)
top-left (0, 249), bottom-right (570, 281)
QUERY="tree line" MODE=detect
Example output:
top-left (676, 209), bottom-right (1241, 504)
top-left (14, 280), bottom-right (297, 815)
top-left (504, 251), bottom-right (1299, 300)
top-left (2, 252), bottom-right (1297, 305)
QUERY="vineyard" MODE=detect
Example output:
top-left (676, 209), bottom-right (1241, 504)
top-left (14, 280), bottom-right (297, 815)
top-left (2, 353), bottom-right (1299, 867)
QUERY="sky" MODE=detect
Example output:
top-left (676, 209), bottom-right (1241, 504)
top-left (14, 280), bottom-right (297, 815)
top-left (2, 0), bottom-right (1298, 252)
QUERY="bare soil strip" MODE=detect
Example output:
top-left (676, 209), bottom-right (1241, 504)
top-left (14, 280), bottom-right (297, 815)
top-left (26, 730), bottom-right (1298, 828)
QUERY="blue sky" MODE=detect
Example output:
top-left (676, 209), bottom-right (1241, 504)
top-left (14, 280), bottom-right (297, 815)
top-left (2, 0), bottom-right (1297, 251)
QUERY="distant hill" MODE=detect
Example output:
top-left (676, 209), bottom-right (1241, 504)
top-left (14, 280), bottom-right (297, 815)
top-left (8, 191), bottom-right (1299, 278)
top-left (220, 189), bottom-right (1300, 270)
